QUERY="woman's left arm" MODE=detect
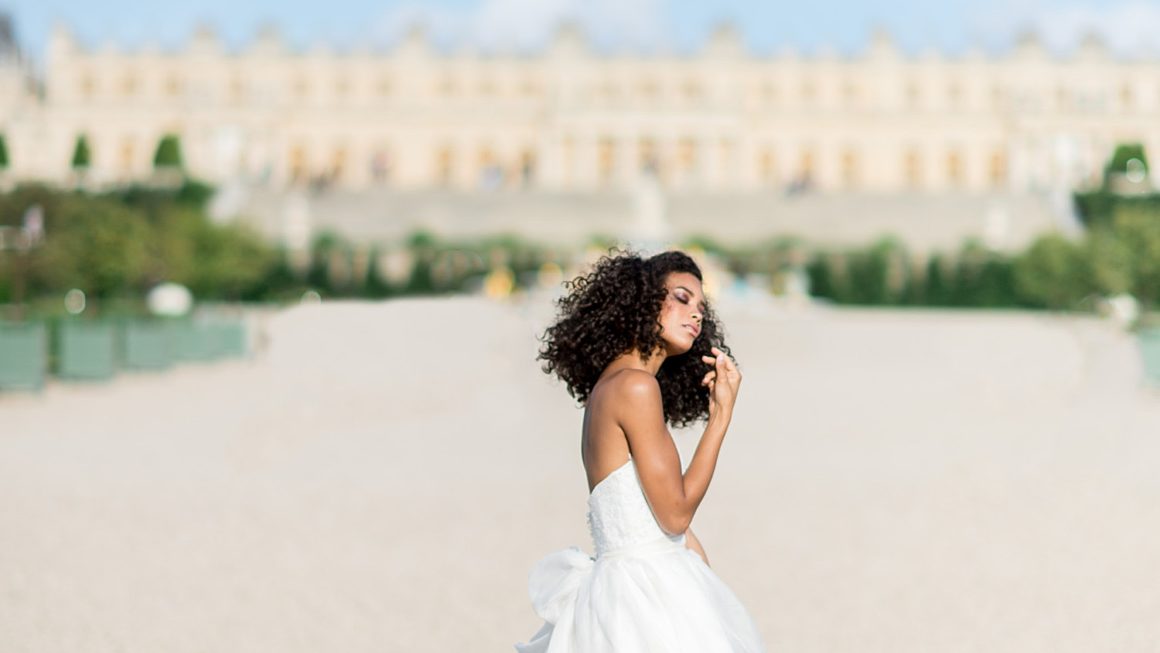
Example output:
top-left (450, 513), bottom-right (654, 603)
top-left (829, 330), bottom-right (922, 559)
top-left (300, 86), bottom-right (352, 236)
top-left (686, 527), bottom-right (710, 567)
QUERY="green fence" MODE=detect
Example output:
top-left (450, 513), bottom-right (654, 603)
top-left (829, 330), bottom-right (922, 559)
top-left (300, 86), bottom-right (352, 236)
top-left (57, 321), bottom-right (117, 380)
top-left (122, 320), bottom-right (175, 370)
top-left (0, 322), bottom-right (47, 390)
top-left (1140, 328), bottom-right (1160, 386)
top-left (0, 314), bottom-right (249, 391)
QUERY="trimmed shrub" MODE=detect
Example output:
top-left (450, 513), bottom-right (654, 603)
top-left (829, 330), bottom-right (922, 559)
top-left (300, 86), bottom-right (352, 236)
top-left (71, 135), bottom-right (91, 170)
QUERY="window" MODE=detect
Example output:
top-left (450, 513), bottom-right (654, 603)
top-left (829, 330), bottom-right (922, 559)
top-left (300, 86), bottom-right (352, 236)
top-left (289, 144), bottom-right (308, 182)
top-left (800, 81), bottom-right (816, 105)
top-left (1120, 83), bottom-right (1134, 110)
top-left (719, 139), bottom-right (736, 175)
top-left (842, 82), bottom-right (859, 108)
top-left (560, 136), bottom-right (575, 184)
top-left (759, 148), bottom-right (776, 183)
top-left (841, 148), bottom-right (860, 189)
top-left (991, 85), bottom-right (1005, 110)
top-left (119, 137), bottom-right (136, 174)
top-left (760, 82), bottom-right (778, 106)
top-left (947, 83), bottom-right (963, 107)
top-left (598, 80), bottom-right (619, 102)
top-left (293, 77), bottom-right (310, 100)
top-left (477, 145), bottom-right (501, 188)
top-left (799, 149), bottom-right (814, 178)
top-left (330, 146), bottom-right (347, 181)
top-left (229, 77), bottom-right (245, 104)
top-left (639, 137), bottom-right (658, 174)
top-left (638, 79), bottom-right (660, 102)
top-left (435, 145), bottom-right (455, 185)
top-left (165, 75), bottom-right (183, 98)
top-left (946, 150), bottom-right (964, 187)
top-left (905, 81), bottom-right (920, 109)
top-left (437, 76), bottom-right (457, 97)
top-left (122, 73), bottom-right (139, 97)
top-left (678, 138), bottom-right (698, 173)
top-left (598, 138), bottom-right (617, 183)
top-left (682, 79), bottom-right (703, 101)
top-left (904, 148), bottom-right (922, 189)
top-left (989, 150), bottom-right (1007, 188)
top-left (79, 74), bottom-right (95, 99)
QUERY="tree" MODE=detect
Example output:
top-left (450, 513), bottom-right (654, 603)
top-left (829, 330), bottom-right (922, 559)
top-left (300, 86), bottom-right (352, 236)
top-left (71, 135), bottom-right (92, 170)
top-left (1110, 206), bottom-right (1160, 306)
top-left (0, 132), bottom-right (9, 169)
top-left (152, 134), bottom-right (184, 169)
top-left (1013, 234), bottom-right (1091, 309)
top-left (25, 195), bottom-right (153, 298)
top-left (1105, 143), bottom-right (1148, 183)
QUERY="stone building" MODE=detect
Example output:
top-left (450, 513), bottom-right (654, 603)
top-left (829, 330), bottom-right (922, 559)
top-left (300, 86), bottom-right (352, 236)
top-left (1, 20), bottom-right (1157, 196)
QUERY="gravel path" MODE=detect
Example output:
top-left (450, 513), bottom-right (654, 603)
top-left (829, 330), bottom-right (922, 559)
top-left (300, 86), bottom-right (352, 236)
top-left (2, 295), bottom-right (1158, 652)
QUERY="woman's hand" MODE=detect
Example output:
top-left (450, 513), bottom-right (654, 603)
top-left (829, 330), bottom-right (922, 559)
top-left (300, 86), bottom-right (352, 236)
top-left (700, 346), bottom-right (741, 420)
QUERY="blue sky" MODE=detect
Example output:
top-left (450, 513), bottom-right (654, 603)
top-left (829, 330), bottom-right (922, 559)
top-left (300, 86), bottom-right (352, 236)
top-left (3, 0), bottom-right (1159, 60)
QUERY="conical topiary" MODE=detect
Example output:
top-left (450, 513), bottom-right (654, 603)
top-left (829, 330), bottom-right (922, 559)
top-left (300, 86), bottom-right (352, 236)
top-left (71, 134), bottom-right (91, 169)
top-left (152, 134), bottom-right (183, 169)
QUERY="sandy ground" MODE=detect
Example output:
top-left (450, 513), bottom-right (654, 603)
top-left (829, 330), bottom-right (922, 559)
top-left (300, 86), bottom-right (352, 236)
top-left (2, 294), bottom-right (1159, 652)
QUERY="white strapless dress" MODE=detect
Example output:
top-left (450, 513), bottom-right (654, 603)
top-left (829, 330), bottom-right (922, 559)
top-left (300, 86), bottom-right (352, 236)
top-left (515, 455), bottom-right (766, 652)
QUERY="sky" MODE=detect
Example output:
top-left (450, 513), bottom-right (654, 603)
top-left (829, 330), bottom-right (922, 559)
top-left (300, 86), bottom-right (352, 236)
top-left (3, 0), bottom-right (1159, 61)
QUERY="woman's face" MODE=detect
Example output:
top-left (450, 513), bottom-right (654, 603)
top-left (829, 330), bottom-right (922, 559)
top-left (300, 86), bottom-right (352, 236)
top-left (656, 271), bottom-right (705, 355)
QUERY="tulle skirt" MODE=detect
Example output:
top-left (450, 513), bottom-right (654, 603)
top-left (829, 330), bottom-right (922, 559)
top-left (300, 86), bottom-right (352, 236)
top-left (515, 538), bottom-right (765, 652)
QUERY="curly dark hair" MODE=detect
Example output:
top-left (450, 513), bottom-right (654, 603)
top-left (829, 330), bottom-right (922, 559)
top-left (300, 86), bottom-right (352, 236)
top-left (537, 248), bottom-right (733, 428)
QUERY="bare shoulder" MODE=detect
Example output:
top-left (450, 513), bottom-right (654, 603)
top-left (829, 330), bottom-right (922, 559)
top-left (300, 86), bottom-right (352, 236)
top-left (595, 369), bottom-right (666, 444)
top-left (598, 368), bottom-right (661, 408)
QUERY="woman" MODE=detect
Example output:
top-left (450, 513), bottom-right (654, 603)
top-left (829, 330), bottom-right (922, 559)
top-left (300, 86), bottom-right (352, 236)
top-left (516, 249), bottom-right (765, 652)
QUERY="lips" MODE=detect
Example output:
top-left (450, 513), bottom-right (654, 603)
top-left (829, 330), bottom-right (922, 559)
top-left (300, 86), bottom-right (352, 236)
top-left (683, 324), bottom-right (700, 337)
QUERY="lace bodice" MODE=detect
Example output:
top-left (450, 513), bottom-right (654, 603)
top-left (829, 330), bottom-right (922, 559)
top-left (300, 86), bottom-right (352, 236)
top-left (586, 456), bottom-right (685, 556)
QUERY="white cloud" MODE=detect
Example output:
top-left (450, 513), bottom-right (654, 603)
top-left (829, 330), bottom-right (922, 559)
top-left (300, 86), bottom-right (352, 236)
top-left (371, 0), bottom-right (670, 52)
top-left (973, 0), bottom-right (1160, 56)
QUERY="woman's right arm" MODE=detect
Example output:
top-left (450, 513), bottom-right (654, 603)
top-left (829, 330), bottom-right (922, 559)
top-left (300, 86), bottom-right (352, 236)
top-left (618, 349), bottom-right (740, 536)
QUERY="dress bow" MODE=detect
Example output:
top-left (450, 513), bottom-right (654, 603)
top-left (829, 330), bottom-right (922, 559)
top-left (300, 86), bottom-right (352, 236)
top-left (527, 546), bottom-right (594, 624)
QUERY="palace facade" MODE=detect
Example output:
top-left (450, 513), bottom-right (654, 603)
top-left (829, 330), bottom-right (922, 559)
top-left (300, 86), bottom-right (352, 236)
top-left (1, 21), bottom-right (1158, 194)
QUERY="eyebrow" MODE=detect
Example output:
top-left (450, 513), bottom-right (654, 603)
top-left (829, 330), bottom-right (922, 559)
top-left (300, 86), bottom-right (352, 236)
top-left (675, 285), bottom-right (706, 312)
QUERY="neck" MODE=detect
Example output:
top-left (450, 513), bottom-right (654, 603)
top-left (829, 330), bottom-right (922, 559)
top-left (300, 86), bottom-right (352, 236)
top-left (605, 346), bottom-right (667, 378)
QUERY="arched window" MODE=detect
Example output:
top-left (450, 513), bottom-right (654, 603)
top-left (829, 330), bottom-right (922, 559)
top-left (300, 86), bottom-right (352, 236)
top-left (79, 73), bottom-right (96, 99)
top-left (289, 144), bottom-right (308, 183)
top-left (165, 75), bottom-right (183, 98)
top-left (330, 146), bottom-right (347, 182)
top-left (119, 137), bottom-right (136, 176)
top-left (639, 137), bottom-right (658, 175)
top-left (435, 145), bottom-right (455, 186)
top-left (597, 138), bottom-right (617, 184)
top-left (678, 138), bottom-right (698, 174)
top-left (904, 148), bottom-right (922, 189)
top-left (946, 150), bottom-right (964, 188)
top-left (989, 150), bottom-right (1007, 188)
top-left (759, 148), bottom-right (776, 184)
top-left (121, 72), bottom-right (139, 97)
top-left (841, 148), bottom-right (860, 189)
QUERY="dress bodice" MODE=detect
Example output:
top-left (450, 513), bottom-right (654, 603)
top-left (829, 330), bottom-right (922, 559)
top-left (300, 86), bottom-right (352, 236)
top-left (586, 457), bottom-right (685, 556)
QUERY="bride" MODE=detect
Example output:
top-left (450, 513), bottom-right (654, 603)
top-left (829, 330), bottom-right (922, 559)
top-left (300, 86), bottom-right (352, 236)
top-left (516, 249), bottom-right (766, 652)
